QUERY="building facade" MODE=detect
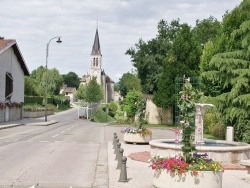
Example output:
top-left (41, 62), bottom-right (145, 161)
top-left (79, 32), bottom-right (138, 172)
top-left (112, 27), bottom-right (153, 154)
top-left (80, 28), bottom-right (114, 103)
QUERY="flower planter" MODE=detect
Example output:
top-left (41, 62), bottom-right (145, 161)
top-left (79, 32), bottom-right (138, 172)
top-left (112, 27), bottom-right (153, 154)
top-left (123, 132), bottom-right (152, 144)
top-left (153, 170), bottom-right (222, 188)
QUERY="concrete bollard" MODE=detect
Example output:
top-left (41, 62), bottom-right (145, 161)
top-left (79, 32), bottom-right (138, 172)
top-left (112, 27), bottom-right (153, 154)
top-left (115, 143), bottom-right (121, 160)
top-left (116, 148), bottom-right (124, 169)
top-left (114, 138), bottom-right (119, 154)
top-left (113, 134), bottom-right (117, 149)
top-left (118, 156), bottom-right (129, 182)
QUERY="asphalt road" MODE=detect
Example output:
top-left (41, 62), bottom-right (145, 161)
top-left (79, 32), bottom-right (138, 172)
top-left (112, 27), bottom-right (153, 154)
top-left (0, 107), bottom-right (109, 188)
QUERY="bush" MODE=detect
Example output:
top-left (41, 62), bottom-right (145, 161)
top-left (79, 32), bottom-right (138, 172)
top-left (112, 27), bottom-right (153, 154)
top-left (24, 96), bottom-right (43, 105)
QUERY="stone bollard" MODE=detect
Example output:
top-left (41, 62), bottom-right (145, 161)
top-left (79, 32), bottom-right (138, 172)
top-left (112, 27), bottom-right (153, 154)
top-left (116, 148), bottom-right (124, 169)
top-left (114, 138), bottom-right (119, 154)
top-left (115, 143), bottom-right (121, 160)
top-left (113, 133), bottom-right (117, 149)
top-left (118, 156), bottom-right (128, 182)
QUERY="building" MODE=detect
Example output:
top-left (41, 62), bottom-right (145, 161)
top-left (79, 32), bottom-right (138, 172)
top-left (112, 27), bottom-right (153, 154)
top-left (0, 39), bottom-right (30, 122)
top-left (60, 83), bottom-right (77, 102)
top-left (80, 28), bottom-right (114, 103)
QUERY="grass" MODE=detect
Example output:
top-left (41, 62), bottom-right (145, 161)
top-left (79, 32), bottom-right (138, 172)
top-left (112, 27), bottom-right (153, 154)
top-left (91, 108), bottom-right (116, 123)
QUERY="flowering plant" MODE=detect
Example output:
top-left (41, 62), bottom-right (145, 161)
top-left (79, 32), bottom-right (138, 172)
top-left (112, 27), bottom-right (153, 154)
top-left (149, 77), bottom-right (223, 177)
top-left (149, 153), bottom-right (223, 177)
top-left (122, 126), bottom-right (152, 137)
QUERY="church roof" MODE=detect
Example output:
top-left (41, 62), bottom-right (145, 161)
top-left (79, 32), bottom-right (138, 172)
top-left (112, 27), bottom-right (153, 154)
top-left (91, 29), bottom-right (101, 55)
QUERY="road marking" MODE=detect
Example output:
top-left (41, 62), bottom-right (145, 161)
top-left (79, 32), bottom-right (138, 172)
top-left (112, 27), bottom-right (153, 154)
top-left (61, 131), bottom-right (65, 133)
top-left (66, 128), bottom-right (71, 131)
top-left (39, 141), bottom-right (49, 143)
top-left (52, 134), bottom-right (59, 138)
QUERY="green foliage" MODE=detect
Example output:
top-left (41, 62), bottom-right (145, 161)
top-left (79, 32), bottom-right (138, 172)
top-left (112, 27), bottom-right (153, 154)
top-left (24, 96), bottom-right (43, 105)
top-left (92, 108), bottom-right (116, 123)
top-left (85, 78), bottom-right (103, 103)
top-left (203, 110), bottom-right (226, 139)
top-left (201, 0), bottom-right (250, 142)
top-left (178, 78), bottom-right (199, 163)
top-left (24, 76), bottom-right (38, 96)
top-left (119, 72), bottom-right (141, 97)
top-left (62, 72), bottom-right (80, 89)
top-left (75, 85), bottom-right (86, 100)
top-left (123, 90), bottom-right (146, 125)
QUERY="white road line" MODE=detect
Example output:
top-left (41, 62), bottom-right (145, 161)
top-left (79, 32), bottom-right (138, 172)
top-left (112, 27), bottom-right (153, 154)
top-left (39, 141), bottom-right (49, 143)
top-left (52, 134), bottom-right (59, 138)
top-left (66, 128), bottom-right (71, 131)
top-left (61, 131), bottom-right (65, 133)
top-left (54, 141), bottom-right (62, 143)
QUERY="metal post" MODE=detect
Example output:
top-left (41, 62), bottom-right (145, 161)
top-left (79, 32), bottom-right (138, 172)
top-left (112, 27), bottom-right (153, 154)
top-left (115, 143), bottom-right (121, 160)
top-left (116, 148), bottom-right (124, 169)
top-left (118, 156), bottom-right (129, 182)
top-left (44, 36), bottom-right (62, 122)
top-left (113, 133), bottom-right (117, 149)
top-left (114, 138), bottom-right (119, 154)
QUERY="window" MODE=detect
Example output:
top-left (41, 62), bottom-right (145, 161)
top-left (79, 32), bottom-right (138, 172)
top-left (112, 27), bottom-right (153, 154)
top-left (93, 58), bottom-right (96, 66)
top-left (5, 72), bottom-right (13, 100)
top-left (96, 58), bottom-right (98, 66)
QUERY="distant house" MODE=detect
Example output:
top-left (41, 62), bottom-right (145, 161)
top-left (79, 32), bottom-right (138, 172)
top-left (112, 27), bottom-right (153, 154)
top-left (0, 39), bottom-right (29, 123)
top-left (60, 84), bottom-right (77, 102)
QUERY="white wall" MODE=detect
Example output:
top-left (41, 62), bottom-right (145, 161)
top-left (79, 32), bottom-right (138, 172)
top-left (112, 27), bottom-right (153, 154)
top-left (0, 48), bottom-right (25, 103)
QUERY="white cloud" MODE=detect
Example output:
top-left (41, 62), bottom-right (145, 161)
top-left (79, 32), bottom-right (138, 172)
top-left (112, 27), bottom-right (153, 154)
top-left (0, 0), bottom-right (242, 82)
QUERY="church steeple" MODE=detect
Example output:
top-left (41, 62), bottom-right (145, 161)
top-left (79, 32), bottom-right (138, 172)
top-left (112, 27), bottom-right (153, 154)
top-left (91, 29), bottom-right (101, 55)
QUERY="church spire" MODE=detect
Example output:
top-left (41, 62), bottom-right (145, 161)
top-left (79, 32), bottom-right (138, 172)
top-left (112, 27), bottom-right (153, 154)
top-left (91, 28), bottom-right (101, 55)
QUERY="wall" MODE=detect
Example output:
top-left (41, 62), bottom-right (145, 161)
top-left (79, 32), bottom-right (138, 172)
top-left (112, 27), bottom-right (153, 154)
top-left (0, 107), bottom-right (23, 123)
top-left (0, 47), bottom-right (25, 103)
top-left (145, 95), bottom-right (173, 125)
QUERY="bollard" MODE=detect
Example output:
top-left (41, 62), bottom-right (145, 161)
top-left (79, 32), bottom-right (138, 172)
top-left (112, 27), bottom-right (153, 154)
top-left (113, 134), bottom-right (117, 149)
top-left (115, 143), bottom-right (121, 160)
top-left (116, 148), bottom-right (124, 169)
top-left (114, 138), bottom-right (119, 154)
top-left (118, 156), bottom-right (128, 182)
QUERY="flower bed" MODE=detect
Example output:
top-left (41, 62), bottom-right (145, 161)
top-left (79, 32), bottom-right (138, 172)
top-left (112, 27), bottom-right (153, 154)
top-left (122, 127), bottom-right (152, 144)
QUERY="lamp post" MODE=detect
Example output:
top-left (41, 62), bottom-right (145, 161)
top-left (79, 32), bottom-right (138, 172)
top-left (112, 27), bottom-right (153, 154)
top-left (45, 36), bottom-right (62, 122)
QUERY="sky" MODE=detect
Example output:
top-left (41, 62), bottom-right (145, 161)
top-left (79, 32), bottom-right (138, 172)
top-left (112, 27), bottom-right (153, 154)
top-left (1, 0), bottom-right (242, 83)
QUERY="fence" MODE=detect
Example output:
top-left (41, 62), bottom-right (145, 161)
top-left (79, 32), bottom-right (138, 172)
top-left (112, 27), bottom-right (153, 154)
top-left (78, 103), bottom-right (100, 119)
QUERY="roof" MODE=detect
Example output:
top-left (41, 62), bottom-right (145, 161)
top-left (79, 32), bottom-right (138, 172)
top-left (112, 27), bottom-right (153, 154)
top-left (0, 39), bottom-right (30, 76)
top-left (91, 29), bottom-right (101, 55)
top-left (63, 87), bottom-right (76, 93)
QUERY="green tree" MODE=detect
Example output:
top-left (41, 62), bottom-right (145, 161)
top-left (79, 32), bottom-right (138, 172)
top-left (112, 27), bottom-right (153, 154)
top-left (85, 78), bottom-right (103, 103)
top-left (75, 85), bottom-right (86, 101)
top-left (62, 72), bottom-right (80, 89)
top-left (153, 23), bottom-right (201, 108)
top-left (202, 0), bottom-right (250, 142)
top-left (192, 16), bottom-right (221, 46)
top-left (44, 68), bottom-right (63, 96)
top-left (123, 90), bottom-right (146, 124)
top-left (119, 72), bottom-right (141, 98)
top-left (24, 76), bottom-right (38, 96)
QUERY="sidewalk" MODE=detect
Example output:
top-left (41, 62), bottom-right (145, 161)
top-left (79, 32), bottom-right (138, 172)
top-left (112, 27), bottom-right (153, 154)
top-left (108, 136), bottom-right (250, 188)
top-left (0, 117), bottom-right (58, 130)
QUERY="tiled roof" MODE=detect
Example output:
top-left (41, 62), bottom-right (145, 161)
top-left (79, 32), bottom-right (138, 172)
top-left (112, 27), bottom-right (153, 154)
top-left (0, 39), bottom-right (30, 76)
top-left (63, 87), bottom-right (76, 93)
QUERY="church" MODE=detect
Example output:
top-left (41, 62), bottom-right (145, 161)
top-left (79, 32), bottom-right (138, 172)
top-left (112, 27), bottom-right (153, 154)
top-left (80, 28), bottom-right (114, 103)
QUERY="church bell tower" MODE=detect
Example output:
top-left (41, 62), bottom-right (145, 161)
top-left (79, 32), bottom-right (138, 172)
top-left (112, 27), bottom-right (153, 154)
top-left (90, 27), bottom-right (102, 84)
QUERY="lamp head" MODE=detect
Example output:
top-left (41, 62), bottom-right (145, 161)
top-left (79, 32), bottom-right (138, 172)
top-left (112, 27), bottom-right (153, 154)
top-left (56, 37), bottom-right (62, 43)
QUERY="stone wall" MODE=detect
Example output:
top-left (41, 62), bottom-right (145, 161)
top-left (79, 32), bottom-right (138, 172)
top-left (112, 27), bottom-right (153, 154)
top-left (0, 107), bottom-right (23, 123)
top-left (23, 110), bottom-right (54, 118)
top-left (145, 95), bottom-right (173, 125)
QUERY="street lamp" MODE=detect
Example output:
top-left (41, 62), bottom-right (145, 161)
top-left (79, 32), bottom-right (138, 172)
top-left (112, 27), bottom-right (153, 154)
top-left (45, 36), bottom-right (62, 122)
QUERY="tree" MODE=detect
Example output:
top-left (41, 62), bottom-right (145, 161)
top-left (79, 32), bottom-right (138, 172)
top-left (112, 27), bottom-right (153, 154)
top-left (192, 16), bottom-right (221, 46)
top-left (153, 23), bottom-right (201, 108)
top-left (119, 72), bottom-right (141, 98)
top-left (44, 68), bottom-right (63, 96)
top-left (62, 72), bottom-right (80, 89)
top-left (202, 0), bottom-right (250, 142)
top-left (24, 76), bottom-right (38, 96)
top-left (75, 85), bottom-right (86, 101)
top-left (85, 78), bottom-right (103, 103)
